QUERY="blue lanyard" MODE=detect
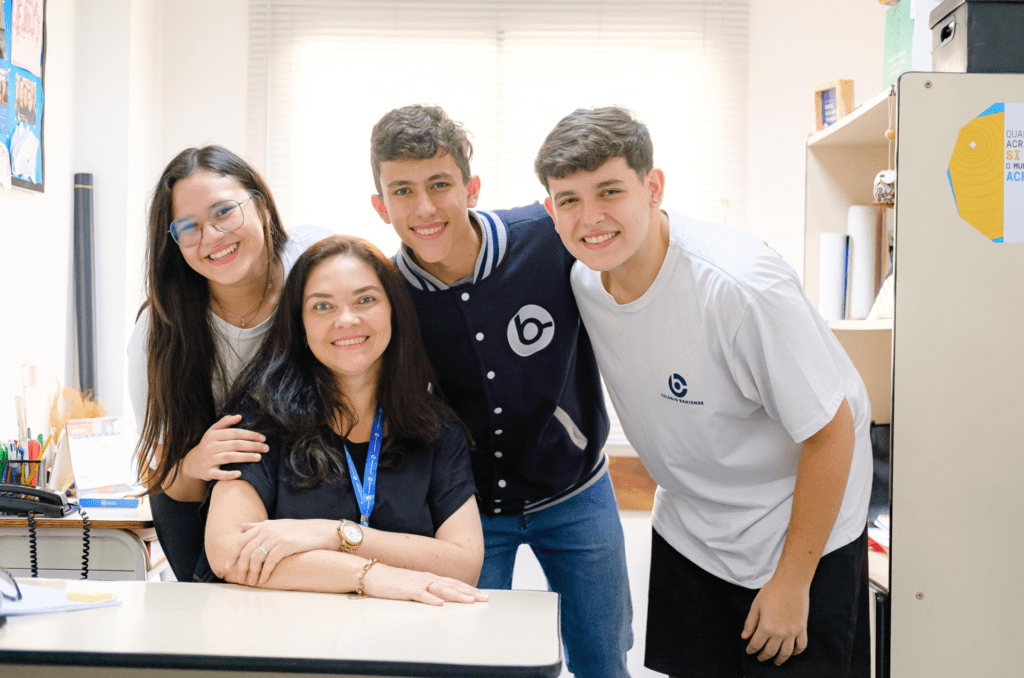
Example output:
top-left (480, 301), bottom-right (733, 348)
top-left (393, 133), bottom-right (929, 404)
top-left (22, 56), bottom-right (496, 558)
top-left (344, 407), bottom-right (384, 527)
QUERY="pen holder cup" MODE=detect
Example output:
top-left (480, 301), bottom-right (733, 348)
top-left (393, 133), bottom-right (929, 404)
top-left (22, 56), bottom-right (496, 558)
top-left (2, 459), bottom-right (45, 489)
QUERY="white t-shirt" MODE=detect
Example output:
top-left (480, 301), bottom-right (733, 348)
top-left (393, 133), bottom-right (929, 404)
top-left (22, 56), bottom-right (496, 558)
top-left (128, 225), bottom-right (333, 436)
top-left (571, 210), bottom-right (872, 588)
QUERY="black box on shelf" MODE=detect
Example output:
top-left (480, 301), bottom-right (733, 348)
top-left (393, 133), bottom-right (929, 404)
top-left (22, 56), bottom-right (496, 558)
top-left (930, 0), bottom-right (1024, 73)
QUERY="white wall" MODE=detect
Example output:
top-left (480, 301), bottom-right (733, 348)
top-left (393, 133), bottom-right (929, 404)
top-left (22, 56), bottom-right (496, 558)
top-left (72, 0), bottom-right (164, 435)
top-left (160, 0), bottom-right (248, 160)
top-left (0, 1), bottom-right (76, 437)
top-left (746, 0), bottom-right (887, 277)
top-left (0, 0), bottom-right (243, 441)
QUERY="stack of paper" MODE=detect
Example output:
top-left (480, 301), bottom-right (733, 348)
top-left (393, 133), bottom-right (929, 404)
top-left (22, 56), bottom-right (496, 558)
top-left (1, 582), bottom-right (120, 616)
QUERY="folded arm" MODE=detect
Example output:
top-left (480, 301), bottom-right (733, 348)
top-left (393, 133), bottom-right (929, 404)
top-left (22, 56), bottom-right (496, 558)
top-left (355, 499), bottom-right (484, 584)
top-left (206, 479), bottom-right (487, 604)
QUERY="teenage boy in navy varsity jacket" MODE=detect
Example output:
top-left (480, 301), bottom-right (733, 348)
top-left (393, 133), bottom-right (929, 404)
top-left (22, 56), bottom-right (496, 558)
top-left (535, 106), bottom-right (873, 677)
top-left (369, 105), bottom-right (632, 678)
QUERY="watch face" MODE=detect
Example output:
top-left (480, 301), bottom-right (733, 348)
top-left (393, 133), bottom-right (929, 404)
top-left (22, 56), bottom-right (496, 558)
top-left (342, 522), bottom-right (363, 545)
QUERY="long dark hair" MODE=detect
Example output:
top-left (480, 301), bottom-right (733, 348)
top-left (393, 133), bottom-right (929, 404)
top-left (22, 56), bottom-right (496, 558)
top-left (137, 146), bottom-right (287, 491)
top-left (227, 235), bottom-right (467, 488)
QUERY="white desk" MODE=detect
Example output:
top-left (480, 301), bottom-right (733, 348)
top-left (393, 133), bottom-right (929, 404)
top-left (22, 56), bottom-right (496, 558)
top-left (0, 500), bottom-right (163, 580)
top-left (0, 580), bottom-right (562, 677)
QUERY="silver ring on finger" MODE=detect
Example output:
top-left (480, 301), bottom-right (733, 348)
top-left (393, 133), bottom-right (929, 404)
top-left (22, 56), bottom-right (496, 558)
top-left (257, 545), bottom-right (269, 556)
top-left (425, 580), bottom-right (435, 592)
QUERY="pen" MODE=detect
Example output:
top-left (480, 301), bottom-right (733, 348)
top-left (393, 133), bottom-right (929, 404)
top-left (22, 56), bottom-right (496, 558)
top-left (19, 445), bottom-right (27, 484)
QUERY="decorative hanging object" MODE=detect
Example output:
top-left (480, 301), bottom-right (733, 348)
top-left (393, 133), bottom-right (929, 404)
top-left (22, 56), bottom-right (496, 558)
top-left (873, 86), bottom-right (897, 206)
top-left (873, 169), bottom-right (896, 204)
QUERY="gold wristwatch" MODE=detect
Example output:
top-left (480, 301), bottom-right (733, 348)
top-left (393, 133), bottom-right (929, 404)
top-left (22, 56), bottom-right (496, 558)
top-left (338, 519), bottom-right (364, 554)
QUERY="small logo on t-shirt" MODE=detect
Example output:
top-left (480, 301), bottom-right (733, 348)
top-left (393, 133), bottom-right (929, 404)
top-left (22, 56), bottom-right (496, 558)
top-left (508, 305), bottom-right (555, 356)
top-left (662, 373), bottom-right (704, 406)
top-left (668, 374), bottom-right (687, 398)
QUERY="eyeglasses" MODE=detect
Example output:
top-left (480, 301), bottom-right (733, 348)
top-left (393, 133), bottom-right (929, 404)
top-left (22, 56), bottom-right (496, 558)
top-left (168, 195), bottom-right (253, 248)
top-left (0, 567), bottom-right (22, 603)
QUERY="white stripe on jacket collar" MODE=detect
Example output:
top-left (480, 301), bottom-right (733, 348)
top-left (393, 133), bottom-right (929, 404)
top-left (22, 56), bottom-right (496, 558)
top-left (394, 209), bottom-right (508, 291)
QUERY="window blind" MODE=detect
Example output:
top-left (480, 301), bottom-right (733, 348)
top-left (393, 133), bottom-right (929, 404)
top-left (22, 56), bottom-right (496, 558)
top-left (248, 0), bottom-right (749, 447)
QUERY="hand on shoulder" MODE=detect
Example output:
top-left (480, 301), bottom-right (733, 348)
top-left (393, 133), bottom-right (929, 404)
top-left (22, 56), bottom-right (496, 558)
top-left (181, 413), bottom-right (269, 483)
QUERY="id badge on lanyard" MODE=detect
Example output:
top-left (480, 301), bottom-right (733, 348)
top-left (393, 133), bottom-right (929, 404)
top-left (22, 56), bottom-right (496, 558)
top-left (345, 407), bottom-right (384, 527)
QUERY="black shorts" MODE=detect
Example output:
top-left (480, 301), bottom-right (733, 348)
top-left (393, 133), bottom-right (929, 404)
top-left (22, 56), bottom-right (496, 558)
top-left (645, 527), bottom-right (870, 677)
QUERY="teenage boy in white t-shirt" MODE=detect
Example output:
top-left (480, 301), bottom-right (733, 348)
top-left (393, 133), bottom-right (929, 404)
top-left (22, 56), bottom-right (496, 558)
top-left (535, 106), bottom-right (873, 678)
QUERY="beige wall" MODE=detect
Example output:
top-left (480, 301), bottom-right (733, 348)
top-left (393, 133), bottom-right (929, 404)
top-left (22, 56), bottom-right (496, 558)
top-left (746, 0), bottom-right (887, 277)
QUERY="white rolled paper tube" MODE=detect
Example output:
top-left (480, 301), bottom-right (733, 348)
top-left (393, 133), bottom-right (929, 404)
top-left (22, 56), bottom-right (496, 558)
top-left (818, 233), bottom-right (850, 321)
top-left (846, 206), bottom-right (878, 319)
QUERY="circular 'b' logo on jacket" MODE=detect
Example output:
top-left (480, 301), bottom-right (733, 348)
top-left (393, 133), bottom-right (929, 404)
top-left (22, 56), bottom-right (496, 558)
top-left (508, 305), bottom-right (555, 356)
top-left (668, 374), bottom-right (688, 398)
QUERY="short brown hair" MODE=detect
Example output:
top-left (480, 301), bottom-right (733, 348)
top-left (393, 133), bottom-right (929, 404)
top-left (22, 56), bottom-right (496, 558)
top-left (370, 105), bottom-right (473, 194)
top-left (534, 106), bottom-right (653, 192)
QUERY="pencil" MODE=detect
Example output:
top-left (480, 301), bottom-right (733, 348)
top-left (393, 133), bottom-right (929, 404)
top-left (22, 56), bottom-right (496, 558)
top-left (33, 426), bottom-right (57, 486)
top-left (39, 426), bottom-right (56, 456)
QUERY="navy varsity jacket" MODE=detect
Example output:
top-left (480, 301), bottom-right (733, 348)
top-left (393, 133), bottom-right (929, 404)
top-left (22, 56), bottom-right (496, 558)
top-left (394, 202), bottom-right (609, 516)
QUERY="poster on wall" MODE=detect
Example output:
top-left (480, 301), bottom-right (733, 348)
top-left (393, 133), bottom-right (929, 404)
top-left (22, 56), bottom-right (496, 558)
top-left (948, 103), bottom-right (1024, 243)
top-left (1, 0), bottom-right (44, 192)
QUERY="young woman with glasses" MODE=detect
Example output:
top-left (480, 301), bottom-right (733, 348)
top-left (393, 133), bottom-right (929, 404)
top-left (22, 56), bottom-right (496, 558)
top-left (128, 146), bottom-right (330, 582)
top-left (201, 235), bottom-right (486, 604)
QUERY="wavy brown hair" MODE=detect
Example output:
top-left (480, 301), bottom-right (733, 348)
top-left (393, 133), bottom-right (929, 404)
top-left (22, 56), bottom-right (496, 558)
top-left (137, 146), bottom-right (287, 492)
top-left (226, 235), bottom-right (471, 488)
top-left (369, 104), bottom-right (474, 195)
top-left (534, 106), bottom-right (654, 192)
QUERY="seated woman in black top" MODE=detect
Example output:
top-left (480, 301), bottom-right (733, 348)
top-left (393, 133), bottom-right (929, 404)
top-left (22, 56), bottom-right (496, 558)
top-left (205, 235), bottom-right (487, 605)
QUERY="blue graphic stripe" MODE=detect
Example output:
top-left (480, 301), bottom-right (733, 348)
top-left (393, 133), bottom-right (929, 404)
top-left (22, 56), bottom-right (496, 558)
top-left (979, 103), bottom-right (1004, 117)
top-left (948, 168), bottom-right (957, 210)
top-left (993, 237), bottom-right (1004, 243)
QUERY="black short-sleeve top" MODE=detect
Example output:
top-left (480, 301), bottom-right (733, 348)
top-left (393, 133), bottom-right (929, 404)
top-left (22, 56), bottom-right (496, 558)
top-left (233, 420), bottom-right (477, 537)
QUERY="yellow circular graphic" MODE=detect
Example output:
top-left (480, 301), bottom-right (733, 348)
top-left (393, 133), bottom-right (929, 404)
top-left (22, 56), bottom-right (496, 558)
top-left (949, 109), bottom-right (1004, 241)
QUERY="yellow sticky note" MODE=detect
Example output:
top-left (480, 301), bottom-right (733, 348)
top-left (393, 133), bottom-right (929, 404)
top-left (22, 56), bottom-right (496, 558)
top-left (66, 591), bottom-right (114, 603)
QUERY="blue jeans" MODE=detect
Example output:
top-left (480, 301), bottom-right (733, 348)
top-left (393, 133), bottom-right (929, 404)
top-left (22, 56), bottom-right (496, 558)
top-left (479, 471), bottom-right (633, 678)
